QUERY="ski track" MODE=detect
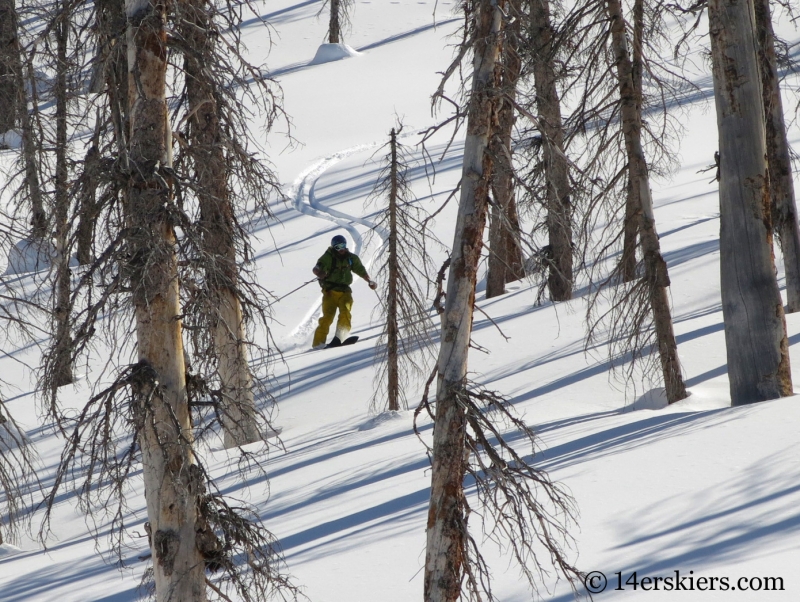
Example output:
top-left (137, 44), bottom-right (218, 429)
top-left (283, 128), bottom-right (432, 348)
top-left (285, 143), bottom-right (387, 345)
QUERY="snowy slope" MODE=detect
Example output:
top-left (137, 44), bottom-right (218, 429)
top-left (2, 1), bottom-right (800, 601)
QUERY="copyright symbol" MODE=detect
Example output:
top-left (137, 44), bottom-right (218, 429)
top-left (585, 571), bottom-right (607, 594)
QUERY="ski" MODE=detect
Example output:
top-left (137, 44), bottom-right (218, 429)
top-left (324, 335), bottom-right (359, 348)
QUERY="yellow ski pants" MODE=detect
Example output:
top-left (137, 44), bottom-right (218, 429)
top-left (313, 289), bottom-right (353, 347)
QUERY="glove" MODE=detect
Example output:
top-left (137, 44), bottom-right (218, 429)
top-left (368, 279), bottom-right (378, 290)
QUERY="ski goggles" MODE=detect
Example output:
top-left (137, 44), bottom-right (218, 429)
top-left (332, 242), bottom-right (347, 251)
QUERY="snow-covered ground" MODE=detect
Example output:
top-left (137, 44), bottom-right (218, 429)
top-left (2, 1), bottom-right (800, 601)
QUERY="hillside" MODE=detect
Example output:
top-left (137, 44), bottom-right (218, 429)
top-left (1, 1), bottom-right (799, 601)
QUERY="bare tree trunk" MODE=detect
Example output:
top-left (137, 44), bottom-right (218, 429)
top-left (0, 0), bottom-right (19, 135)
top-left (125, 0), bottom-right (207, 598)
top-left (387, 128), bottom-right (400, 412)
top-left (708, 0), bottom-right (792, 405)
top-left (528, 0), bottom-right (573, 301)
top-left (75, 125), bottom-right (100, 266)
top-left (754, 0), bottom-right (800, 313)
top-left (52, 2), bottom-right (73, 387)
top-left (183, 0), bottom-right (260, 448)
top-left (99, 0), bottom-right (129, 154)
top-left (486, 0), bottom-right (524, 299)
top-left (425, 2), bottom-right (503, 600)
top-left (77, 0), bottom-right (128, 264)
top-left (607, 0), bottom-right (686, 402)
top-left (21, 56), bottom-right (46, 239)
top-left (329, 0), bottom-right (341, 43)
top-left (620, 0), bottom-right (643, 283)
top-left (3, 1), bottom-right (46, 236)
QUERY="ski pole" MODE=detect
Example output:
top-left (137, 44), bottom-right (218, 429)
top-left (275, 278), bottom-right (319, 303)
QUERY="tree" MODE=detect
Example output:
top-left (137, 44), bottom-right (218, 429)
top-left (38, 0), bottom-right (300, 597)
top-left (0, 397), bottom-right (37, 547)
top-left (1, 0), bottom-right (46, 237)
top-left (424, 2), bottom-right (581, 600)
top-left (50, 0), bottom-right (74, 387)
top-left (369, 126), bottom-right (436, 413)
top-left (605, 0), bottom-right (686, 402)
top-left (0, 0), bottom-right (19, 136)
top-left (323, 0), bottom-right (353, 44)
top-left (708, 0), bottom-right (792, 404)
top-left (485, 0), bottom-right (525, 299)
top-left (179, 0), bottom-right (262, 448)
top-left (526, 0), bottom-right (574, 301)
top-left (123, 0), bottom-right (208, 596)
top-left (753, 0), bottom-right (800, 313)
top-left (620, 0), bottom-right (644, 283)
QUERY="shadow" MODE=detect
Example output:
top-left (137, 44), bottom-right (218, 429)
top-left (658, 215), bottom-right (717, 239)
top-left (662, 239), bottom-right (719, 269)
top-left (265, 18), bottom-right (461, 79)
top-left (532, 407), bottom-right (747, 472)
top-left (355, 18), bottom-right (460, 52)
top-left (278, 487), bottom-right (429, 558)
top-left (262, 456), bottom-right (430, 534)
top-left (595, 459), bottom-right (800, 589)
top-left (0, 553), bottom-right (139, 601)
top-left (684, 330), bottom-right (800, 388)
top-left (238, 0), bottom-right (320, 30)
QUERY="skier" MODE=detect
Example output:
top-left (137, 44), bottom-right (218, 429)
top-left (312, 234), bottom-right (377, 349)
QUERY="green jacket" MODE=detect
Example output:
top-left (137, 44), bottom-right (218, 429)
top-left (315, 247), bottom-right (368, 292)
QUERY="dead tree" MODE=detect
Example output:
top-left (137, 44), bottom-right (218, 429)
top-left (322, 0), bottom-right (353, 44)
top-left (74, 119), bottom-right (102, 266)
top-left (1, 0), bottom-right (46, 237)
top-left (124, 0), bottom-right (209, 596)
top-left (708, 0), bottom-right (792, 404)
top-left (605, 0), bottom-right (686, 402)
top-left (545, 0), bottom-right (691, 401)
top-left (51, 0), bottom-right (74, 387)
top-left (369, 126), bottom-right (436, 413)
top-left (620, 0), bottom-right (644, 282)
top-left (486, 0), bottom-right (525, 299)
top-left (35, 0), bottom-right (299, 597)
top-left (0, 0), bottom-right (19, 136)
top-left (754, 0), bottom-right (800, 313)
top-left (0, 397), bottom-right (38, 547)
top-left (525, 0), bottom-right (574, 301)
top-left (425, 2), bottom-right (581, 600)
top-left (179, 0), bottom-right (261, 448)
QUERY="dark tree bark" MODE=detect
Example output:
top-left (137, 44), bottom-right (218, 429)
top-left (124, 0), bottom-right (207, 597)
top-left (21, 58), bottom-right (46, 239)
top-left (387, 128), bottom-right (400, 411)
top-left (708, 0), bottom-right (792, 404)
top-left (77, 0), bottom-right (128, 265)
top-left (75, 128), bottom-right (100, 266)
top-left (754, 0), bottom-right (800, 313)
top-left (620, 0), bottom-right (644, 283)
top-left (0, 0), bottom-right (19, 135)
top-left (528, 0), bottom-right (573, 301)
top-left (425, 2), bottom-right (503, 600)
top-left (486, 0), bottom-right (525, 299)
top-left (1, 0), bottom-right (45, 236)
top-left (52, 1), bottom-right (73, 387)
top-left (606, 0), bottom-right (686, 402)
top-left (329, 0), bottom-right (341, 43)
top-left (182, 0), bottom-right (260, 448)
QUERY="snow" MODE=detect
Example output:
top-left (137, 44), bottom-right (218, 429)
top-left (310, 43), bottom-right (362, 64)
top-left (3, 238), bottom-right (57, 275)
top-left (0, 130), bottom-right (22, 150)
top-left (2, 1), bottom-right (800, 601)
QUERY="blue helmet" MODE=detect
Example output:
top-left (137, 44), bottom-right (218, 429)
top-left (331, 235), bottom-right (347, 250)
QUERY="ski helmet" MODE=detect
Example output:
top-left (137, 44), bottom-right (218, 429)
top-left (331, 235), bottom-right (347, 250)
